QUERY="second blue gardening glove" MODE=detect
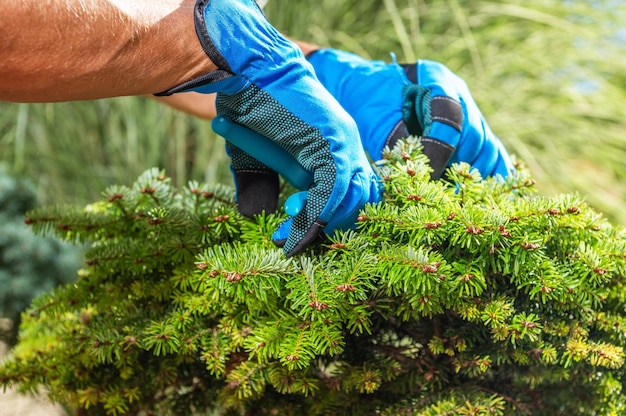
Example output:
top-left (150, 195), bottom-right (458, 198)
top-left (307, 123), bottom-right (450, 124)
top-left (156, 0), bottom-right (380, 257)
top-left (307, 48), bottom-right (514, 179)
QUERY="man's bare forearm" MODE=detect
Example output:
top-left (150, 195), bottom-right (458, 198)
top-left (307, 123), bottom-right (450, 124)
top-left (0, 0), bottom-right (216, 103)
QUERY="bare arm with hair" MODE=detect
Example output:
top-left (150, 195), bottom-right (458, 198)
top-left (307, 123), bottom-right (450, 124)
top-left (0, 0), bottom-right (216, 102)
top-left (2, 0), bottom-right (382, 257)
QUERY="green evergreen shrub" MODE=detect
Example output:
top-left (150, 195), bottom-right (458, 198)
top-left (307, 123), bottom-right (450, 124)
top-left (0, 139), bottom-right (624, 415)
top-left (0, 165), bottom-right (81, 345)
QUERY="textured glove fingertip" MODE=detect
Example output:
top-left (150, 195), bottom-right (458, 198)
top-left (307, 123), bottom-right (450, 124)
top-left (273, 238), bottom-right (287, 249)
top-left (284, 220), bottom-right (326, 258)
top-left (270, 217), bottom-right (327, 256)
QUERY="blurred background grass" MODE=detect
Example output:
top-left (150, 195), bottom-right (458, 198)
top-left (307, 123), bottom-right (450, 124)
top-left (1, 0), bottom-right (624, 224)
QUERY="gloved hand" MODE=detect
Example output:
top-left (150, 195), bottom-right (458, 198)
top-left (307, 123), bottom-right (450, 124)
top-left (156, 0), bottom-right (380, 257)
top-left (306, 48), bottom-right (514, 179)
top-left (213, 115), bottom-right (374, 252)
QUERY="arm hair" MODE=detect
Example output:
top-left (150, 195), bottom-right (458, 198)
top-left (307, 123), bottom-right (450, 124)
top-left (0, 0), bottom-right (216, 102)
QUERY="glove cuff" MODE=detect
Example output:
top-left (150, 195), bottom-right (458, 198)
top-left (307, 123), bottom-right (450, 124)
top-left (154, 0), bottom-right (259, 97)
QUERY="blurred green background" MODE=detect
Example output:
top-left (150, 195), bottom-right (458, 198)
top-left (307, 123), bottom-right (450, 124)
top-left (1, 0), bottom-right (624, 225)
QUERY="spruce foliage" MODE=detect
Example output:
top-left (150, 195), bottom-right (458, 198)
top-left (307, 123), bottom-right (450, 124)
top-left (1, 139), bottom-right (625, 415)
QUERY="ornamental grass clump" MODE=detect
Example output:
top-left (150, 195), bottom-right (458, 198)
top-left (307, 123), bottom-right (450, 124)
top-left (1, 138), bottom-right (625, 415)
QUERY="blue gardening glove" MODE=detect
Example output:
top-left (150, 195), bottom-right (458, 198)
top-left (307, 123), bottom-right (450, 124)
top-left (156, 0), bottom-right (380, 257)
top-left (307, 49), bottom-right (514, 179)
top-left (213, 115), bottom-right (373, 250)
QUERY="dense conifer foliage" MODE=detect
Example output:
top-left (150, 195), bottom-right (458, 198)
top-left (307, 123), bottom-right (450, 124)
top-left (1, 140), bottom-right (624, 415)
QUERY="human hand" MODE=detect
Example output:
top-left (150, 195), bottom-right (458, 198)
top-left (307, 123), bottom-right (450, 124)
top-left (307, 49), bottom-right (514, 179)
top-left (157, 0), bottom-right (381, 257)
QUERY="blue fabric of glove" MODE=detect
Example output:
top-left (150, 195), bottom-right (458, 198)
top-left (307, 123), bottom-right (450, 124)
top-left (156, 0), bottom-right (381, 257)
top-left (307, 49), bottom-right (514, 179)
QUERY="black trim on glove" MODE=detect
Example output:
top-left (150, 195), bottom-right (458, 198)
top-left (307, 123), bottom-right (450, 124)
top-left (273, 219), bottom-right (327, 255)
top-left (233, 169), bottom-right (279, 218)
top-left (430, 96), bottom-right (464, 132)
top-left (420, 137), bottom-right (456, 179)
top-left (384, 120), bottom-right (410, 154)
